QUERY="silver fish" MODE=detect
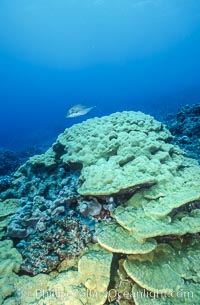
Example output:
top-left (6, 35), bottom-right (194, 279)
top-left (66, 104), bottom-right (95, 118)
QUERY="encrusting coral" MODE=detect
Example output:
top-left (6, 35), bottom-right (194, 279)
top-left (129, 238), bottom-right (200, 305)
top-left (97, 222), bottom-right (157, 254)
top-left (21, 245), bottom-right (113, 305)
top-left (0, 240), bottom-right (22, 304)
top-left (0, 111), bottom-right (200, 305)
top-left (56, 111), bottom-right (171, 195)
top-left (0, 198), bottom-right (19, 239)
top-left (124, 238), bottom-right (200, 295)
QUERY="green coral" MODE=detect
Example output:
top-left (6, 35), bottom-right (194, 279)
top-left (132, 283), bottom-right (200, 305)
top-left (113, 206), bottom-right (200, 242)
top-left (111, 153), bottom-right (200, 241)
top-left (108, 259), bottom-right (134, 305)
top-left (78, 245), bottom-right (113, 293)
top-left (0, 240), bottom-right (22, 304)
top-left (142, 189), bottom-right (200, 219)
top-left (97, 222), bottom-right (157, 254)
top-left (55, 111), bottom-right (174, 195)
top-left (52, 111), bottom-right (200, 198)
top-left (78, 157), bottom-right (156, 195)
top-left (8, 111), bottom-right (200, 200)
top-left (0, 199), bottom-right (19, 240)
top-left (11, 273), bottom-right (51, 305)
top-left (0, 199), bottom-right (19, 218)
top-left (1, 111), bottom-right (200, 305)
top-left (16, 148), bottom-right (57, 174)
top-left (124, 244), bottom-right (183, 295)
top-left (29, 245), bottom-right (113, 305)
top-left (127, 239), bottom-right (200, 304)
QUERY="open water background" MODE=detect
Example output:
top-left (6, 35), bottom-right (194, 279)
top-left (0, 0), bottom-right (200, 150)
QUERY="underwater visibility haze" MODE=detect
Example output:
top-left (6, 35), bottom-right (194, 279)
top-left (0, 0), bottom-right (200, 150)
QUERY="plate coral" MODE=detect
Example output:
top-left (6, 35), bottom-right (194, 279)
top-left (0, 111), bottom-right (200, 305)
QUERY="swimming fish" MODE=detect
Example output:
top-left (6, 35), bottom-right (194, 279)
top-left (66, 104), bottom-right (95, 118)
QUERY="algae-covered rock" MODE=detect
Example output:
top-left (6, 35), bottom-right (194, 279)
top-left (124, 238), bottom-right (200, 296)
top-left (1, 148), bottom-right (60, 201)
top-left (97, 222), bottom-right (157, 254)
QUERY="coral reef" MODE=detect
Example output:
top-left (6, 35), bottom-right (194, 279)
top-left (0, 147), bottom-right (44, 176)
top-left (165, 103), bottom-right (200, 163)
top-left (124, 239), bottom-right (200, 295)
top-left (11, 245), bottom-right (112, 305)
top-left (5, 273), bottom-right (51, 305)
top-left (0, 198), bottom-right (19, 240)
top-left (5, 172), bottom-right (94, 275)
top-left (2, 154), bottom-right (112, 275)
top-left (0, 110), bottom-right (200, 305)
top-left (78, 244), bottom-right (113, 295)
top-left (97, 222), bottom-right (157, 254)
top-left (55, 111), bottom-right (173, 195)
top-left (0, 175), bottom-right (13, 193)
top-left (0, 149), bottom-right (22, 176)
top-left (16, 212), bottom-right (91, 275)
top-left (0, 240), bottom-right (22, 304)
top-left (128, 238), bottom-right (200, 305)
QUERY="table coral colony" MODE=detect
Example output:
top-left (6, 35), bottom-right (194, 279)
top-left (0, 111), bottom-right (200, 305)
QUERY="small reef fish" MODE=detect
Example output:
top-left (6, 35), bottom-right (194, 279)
top-left (66, 104), bottom-right (95, 118)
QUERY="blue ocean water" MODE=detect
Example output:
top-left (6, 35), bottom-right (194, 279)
top-left (0, 0), bottom-right (200, 150)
